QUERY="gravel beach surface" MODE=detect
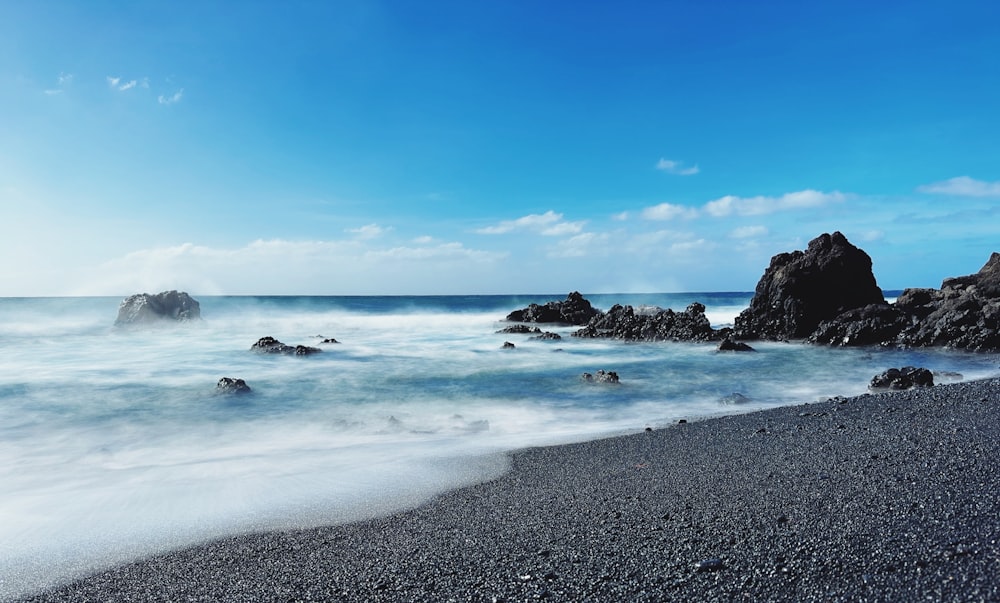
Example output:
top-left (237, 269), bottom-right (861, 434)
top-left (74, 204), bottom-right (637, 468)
top-left (19, 379), bottom-right (1000, 602)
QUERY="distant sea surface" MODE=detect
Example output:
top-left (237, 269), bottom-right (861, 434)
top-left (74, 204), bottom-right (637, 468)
top-left (1, 293), bottom-right (997, 599)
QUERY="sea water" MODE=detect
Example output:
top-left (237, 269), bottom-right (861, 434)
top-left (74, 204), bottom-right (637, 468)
top-left (1, 293), bottom-right (997, 599)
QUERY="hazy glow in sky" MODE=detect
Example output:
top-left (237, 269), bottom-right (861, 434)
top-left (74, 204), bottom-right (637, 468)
top-left (2, 1), bottom-right (998, 295)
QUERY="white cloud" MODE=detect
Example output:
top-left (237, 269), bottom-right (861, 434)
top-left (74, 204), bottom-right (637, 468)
top-left (476, 210), bottom-right (582, 236)
top-left (119, 79), bottom-right (137, 91)
top-left (611, 211), bottom-right (630, 221)
top-left (656, 158), bottom-right (699, 176)
top-left (549, 232), bottom-right (609, 258)
top-left (730, 225), bottom-right (768, 239)
top-left (348, 223), bottom-right (388, 239)
top-left (107, 76), bottom-right (121, 88)
top-left (413, 235), bottom-right (435, 244)
top-left (540, 221), bottom-right (585, 236)
top-left (45, 72), bottom-right (73, 95)
top-left (158, 89), bottom-right (184, 105)
top-left (641, 202), bottom-right (698, 221)
top-left (704, 190), bottom-right (846, 217)
top-left (80, 237), bottom-right (507, 295)
top-left (917, 176), bottom-right (1000, 197)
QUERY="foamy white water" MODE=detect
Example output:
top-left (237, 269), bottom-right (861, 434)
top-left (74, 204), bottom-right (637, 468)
top-left (0, 294), bottom-right (997, 599)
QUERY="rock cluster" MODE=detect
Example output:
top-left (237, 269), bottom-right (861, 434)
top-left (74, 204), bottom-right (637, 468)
top-left (115, 290), bottom-right (201, 325)
top-left (733, 233), bottom-right (999, 352)
top-left (809, 252), bottom-right (1000, 351)
top-left (505, 291), bottom-right (602, 325)
top-left (573, 302), bottom-right (717, 342)
top-left (250, 336), bottom-right (322, 356)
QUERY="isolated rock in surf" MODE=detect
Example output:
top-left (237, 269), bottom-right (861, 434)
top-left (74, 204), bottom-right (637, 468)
top-left (115, 290), bottom-right (201, 326)
top-left (251, 336), bottom-right (322, 356)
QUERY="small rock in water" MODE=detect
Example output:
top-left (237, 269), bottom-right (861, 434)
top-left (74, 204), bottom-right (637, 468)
top-left (502, 341), bottom-right (516, 349)
top-left (216, 377), bottom-right (252, 395)
top-left (581, 370), bottom-right (620, 384)
top-left (721, 392), bottom-right (751, 405)
top-left (250, 336), bottom-right (322, 356)
top-left (717, 337), bottom-right (755, 352)
top-left (869, 366), bottom-right (934, 390)
top-left (531, 331), bottom-right (562, 341)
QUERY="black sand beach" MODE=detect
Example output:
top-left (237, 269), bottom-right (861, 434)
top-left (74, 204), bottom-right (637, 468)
top-left (20, 379), bottom-right (1000, 602)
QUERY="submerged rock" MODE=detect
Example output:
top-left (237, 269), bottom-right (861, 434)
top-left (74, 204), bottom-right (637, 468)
top-left (582, 370), bottom-right (620, 384)
top-left (216, 377), bottom-right (252, 394)
top-left (717, 337), bottom-right (754, 352)
top-left (505, 291), bottom-right (602, 325)
top-left (531, 331), bottom-right (562, 341)
top-left (250, 336), bottom-right (322, 356)
top-left (497, 325), bottom-right (542, 334)
top-left (869, 367), bottom-right (934, 390)
top-left (734, 232), bottom-right (885, 341)
top-left (115, 290), bottom-right (201, 326)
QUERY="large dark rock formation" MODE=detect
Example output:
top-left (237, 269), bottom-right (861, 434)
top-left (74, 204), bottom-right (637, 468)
top-left (506, 292), bottom-right (602, 325)
top-left (573, 302), bottom-right (718, 342)
top-left (809, 252), bottom-right (1000, 351)
top-left (734, 232), bottom-right (885, 340)
top-left (115, 290), bottom-right (201, 326)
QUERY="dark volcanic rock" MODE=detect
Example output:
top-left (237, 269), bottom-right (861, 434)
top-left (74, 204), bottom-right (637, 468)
top-left (581, 370), bottom-right (619, 384)
top-left (496, 325), bottom-right (542, 335)
top-left (734, 232), bottom-right (885, 341)
top-left (250, 336), bottom-right (322, 356)
top-left (115, 290), bottom-right (201, 325)
top-left (505, 292), bottom-right (602, 325)
top-left (501, 341), bottom-right (516, 349)
top-left (531, 331), bottom-right (562, 341)
top-left (807, 303), bottom-right (910, 347)
top-left (717, 336), bottom-right (754, 352)
top-left (890, 255), bottom-right (1000, 351)
top-left (573, 302), bottom-right (717, 342)
top-left (869, 367), bottom-right (935, 390)
top-left (216, 377), bottom-right (252, 394)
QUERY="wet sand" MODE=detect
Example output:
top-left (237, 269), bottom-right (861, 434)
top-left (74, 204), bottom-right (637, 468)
top-left (19, 379), bottom-right (1000, 602)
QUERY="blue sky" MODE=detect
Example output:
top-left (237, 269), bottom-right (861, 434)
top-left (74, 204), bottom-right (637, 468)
top-left (2, 1), bottom-right (998, 296)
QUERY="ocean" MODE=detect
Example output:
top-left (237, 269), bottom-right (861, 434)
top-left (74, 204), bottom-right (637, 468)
top-left (1, 293), bottom-right (997, 599)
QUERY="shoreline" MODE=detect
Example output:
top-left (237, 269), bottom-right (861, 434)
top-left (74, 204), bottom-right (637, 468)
top-left (18, 378), bottom-right (1000, 602)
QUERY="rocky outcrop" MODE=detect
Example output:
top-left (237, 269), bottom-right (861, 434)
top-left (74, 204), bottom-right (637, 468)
top-left (808, 252), bottom-right (1000, 351)
top-left (250, 336), bottom-right (322, 356)
top-left (807, 303), bottom-right (910, 347)
top-left (869, 367), bottom-right (934, 390)
top-left (216, 377), bottom-right (252, 394)
top-left (506, 292), bottom-right (602, 325)
top-left (573, 303), bottom-right (717, 342)
top-left (734, 232), bottom-right (885, 341)
top-left (115, 290), bottom-right (201, 325)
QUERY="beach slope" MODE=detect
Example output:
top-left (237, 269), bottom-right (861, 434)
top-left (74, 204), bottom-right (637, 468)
top-left (21, 379), bottom-right (1000, 602)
